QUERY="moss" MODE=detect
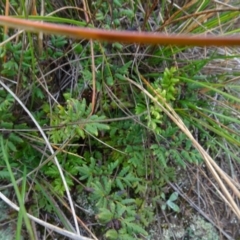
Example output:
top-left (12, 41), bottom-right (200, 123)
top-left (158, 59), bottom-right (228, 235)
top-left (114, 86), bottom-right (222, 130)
top-left (162, 223), bottom-right (185, 239)
top-left (0, 195), bottom-right (15, 240)
top-left (185, 215), bottom-right (219, 240)
top-left (0, 191), bottom-right (23, 240)
top-left (160, 214), bottom-right (219, 240)
top-left (0, 227), bottom-right (14, 240)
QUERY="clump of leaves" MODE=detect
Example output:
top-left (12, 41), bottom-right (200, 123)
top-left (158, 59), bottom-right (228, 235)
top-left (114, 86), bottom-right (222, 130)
top-left (153, 67), bottom-right (180, 102)
top-left (47, 96), bottom-right (109, 143)
top-left (161, 192), bottom-right (180, 213)
top-left (0, 39), bottom-right (36, 82)
top-left (136, 67), bottom-right (179, 134)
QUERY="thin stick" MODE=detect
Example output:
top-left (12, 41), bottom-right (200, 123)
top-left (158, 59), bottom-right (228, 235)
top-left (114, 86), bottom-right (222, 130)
top-left (0, 80), bottom-right (81, 237)
top-left (82, 0), bottom-right (96, 115)
top-left (3, 1), bottom-right (10, 63)
top-left (125, 75), bottom-right (240, 219)
top-left (0, 192), bottom-right (93, 240)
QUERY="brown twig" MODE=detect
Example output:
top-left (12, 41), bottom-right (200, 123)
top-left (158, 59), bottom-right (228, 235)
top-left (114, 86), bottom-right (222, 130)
top-left (82, 1), bottom-right (96, 116)
top-left (1, 16), bottom-right (240, 46)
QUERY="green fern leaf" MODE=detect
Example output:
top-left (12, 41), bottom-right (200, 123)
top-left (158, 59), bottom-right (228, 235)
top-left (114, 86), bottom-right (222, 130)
top-left (97, 208), bottom-right (114, 224)
top-left (105, 229), bottom-right (118, 239)
top-left (7, 140), bottom-right (17, 152)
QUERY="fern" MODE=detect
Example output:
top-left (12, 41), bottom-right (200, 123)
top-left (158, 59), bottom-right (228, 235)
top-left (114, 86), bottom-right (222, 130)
top-left (49, 98), bottom-right (109, 143)
top-left (43, 153), bottom-right (83, 196)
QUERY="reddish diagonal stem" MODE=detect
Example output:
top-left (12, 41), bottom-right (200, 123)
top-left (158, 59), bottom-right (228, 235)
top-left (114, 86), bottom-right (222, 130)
top-left (0, 16), bottom-right (240, 46)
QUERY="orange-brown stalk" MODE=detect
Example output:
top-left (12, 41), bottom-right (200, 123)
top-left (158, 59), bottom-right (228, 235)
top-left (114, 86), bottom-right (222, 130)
top-left (0, 16), bottom-right (240, 46)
